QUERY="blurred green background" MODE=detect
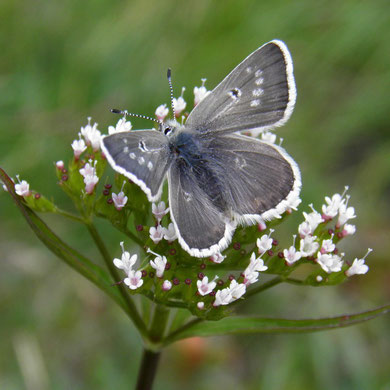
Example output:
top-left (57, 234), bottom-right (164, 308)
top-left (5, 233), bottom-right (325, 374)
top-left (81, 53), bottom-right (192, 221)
top-left (1, 0), bottom-right (389, 389)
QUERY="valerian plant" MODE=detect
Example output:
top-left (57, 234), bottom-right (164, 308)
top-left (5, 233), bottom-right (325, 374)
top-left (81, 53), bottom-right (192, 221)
top-left (1, 83), bottom-right (389, 390)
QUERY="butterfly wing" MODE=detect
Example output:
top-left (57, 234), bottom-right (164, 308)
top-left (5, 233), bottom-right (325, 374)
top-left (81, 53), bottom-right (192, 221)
top-left (101, 130), bottom-right (172, 202)
top-left (168, 159), bottom-right (236, 258)
top-left (185, 40), bottom-right (296, 135)
top-left (206, 133), bottom-right (301, 223)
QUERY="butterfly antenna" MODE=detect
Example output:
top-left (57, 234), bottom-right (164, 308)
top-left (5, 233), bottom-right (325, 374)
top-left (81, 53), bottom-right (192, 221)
top-left (167, 68), bottom-right (176, 118)
top-left (111, 109), bottom-right (161, 124)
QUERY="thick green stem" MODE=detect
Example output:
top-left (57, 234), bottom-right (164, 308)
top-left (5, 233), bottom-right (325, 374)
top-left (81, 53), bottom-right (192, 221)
top-left (85, 222), bottom-right (148, 339)
top-left (135, 349), bottom-right (161, 390)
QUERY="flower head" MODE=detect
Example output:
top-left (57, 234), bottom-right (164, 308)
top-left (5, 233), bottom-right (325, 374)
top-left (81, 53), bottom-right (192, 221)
top-left (112, 181), bottom-right (128, 210)
top-left (299, 236), bottom-right (320, 257)
top-left (320, 238), bottom-right (336, 254)
top-left (317, 252), bottom-right (343, 273)
top-left (155, 104), bottom-right (169, 122)
top-left (148, 249), bottom-right (167, 278)
top-left (124, 270), bottom-right (143, 290)
top-left (337, 197), bottom-right (356, 227)
top-left (345, 248), bottom-right (372, 277)
top-left (257, 230), bottom-right (274, 254)
top-left (81, 117), bottom-right (101, 151)
top-left (152, 201), bottom-right (169, 221)
top-left (56, 160), bottom-right (64, 170)
top-left (83, 173), bottom-right (99, 194)
top-left (193, 79), bottom-right (211, 106)
top-left (149, 224), bottom-right (164, 244)
top-left (71, 134), bottom-right (87, 159)
top-left (162, 223), bottom-right (177, 242)
top-left (173, 87), bottom-right (187, 117)
top-left (15, 175), bottom-right (31, 197)
top-left (108, 117), bottom-right (132, 135)
top-left (283, 236), bottom-right (302, 265)
top-left (210, 252), bottom-right (226, 264)
top-left (113, 241), bottom-right (137, 274)
top-left (197, 276), bottom-right (217, 296)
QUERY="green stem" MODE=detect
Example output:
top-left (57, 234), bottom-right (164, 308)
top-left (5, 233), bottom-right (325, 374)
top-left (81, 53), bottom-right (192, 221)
top-left (56, 208), bottom-right (86, 224)
top-left (85, 222), bottom-right (148, 339)
top-left (135, 349), bottom-right (161, 390)
top-left (149, 304), bottom-right (170, 344)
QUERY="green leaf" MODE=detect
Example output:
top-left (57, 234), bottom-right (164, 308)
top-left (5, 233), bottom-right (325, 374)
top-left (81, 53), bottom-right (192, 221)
top-left (0, 167), bottom-right (128, 313)
top-left (163, 304), bottom-right (390, 345)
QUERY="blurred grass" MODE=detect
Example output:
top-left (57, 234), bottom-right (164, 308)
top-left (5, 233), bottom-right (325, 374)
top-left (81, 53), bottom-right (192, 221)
top-left (0, 0), bottom-right (389, 389)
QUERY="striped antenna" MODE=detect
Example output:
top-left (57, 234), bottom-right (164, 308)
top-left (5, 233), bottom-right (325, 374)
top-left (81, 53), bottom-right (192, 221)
top-left (167, 68), bottom-right (176, 118)
top-left (111, 109), bottom-right (161, 124)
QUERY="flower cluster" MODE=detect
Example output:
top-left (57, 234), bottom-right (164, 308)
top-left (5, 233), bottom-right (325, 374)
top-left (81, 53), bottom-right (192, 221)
top-left (149, 201), bottom-right (177, 243)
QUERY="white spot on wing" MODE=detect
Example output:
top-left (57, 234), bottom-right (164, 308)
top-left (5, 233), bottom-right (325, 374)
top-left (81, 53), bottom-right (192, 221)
top-left (138, 157), bottom-right (145, 165)
top-left (123, 146), bottom-right (129, 153)
top-left (252, 88), bottom-right (263, 97)
top-left (246, 66), bottom-right (252, 73)
top-left (255, 69), bottom-right (263, 77)
top-left (255, 77), bottom-right (264, 85)
top-left (129, 153), bottom-right (136, 159)
top-left (250, 99), bottom-right (260, 107)
top-left (123, 139), bottom-right (128, 144)
top-left (147, 161), bottom-right (153, 170)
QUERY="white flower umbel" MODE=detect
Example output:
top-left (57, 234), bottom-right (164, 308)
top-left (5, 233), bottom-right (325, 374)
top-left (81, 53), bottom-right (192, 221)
top-left (15, 175), bottom-right (31, 197)
top-left (210, 252), bottom-right (226, 264)
top-left (81, 117), bottom-right (101, 151)
top-left (112, 181), bottom-right (128, 211)
top-left (147, 249), bottom-right (167, 278)
top-left (149, 224), bottom-right (164, 244)
top-left (173, 87), bottom-right (187, 117)
top-left (162, 223), bottom-right (177, 242)
top-left (113, 241), bottom-right (137, 274)
top-left (124, 270), bottom-right (143, 290)
top-left (152, 201), bottom-right (169, 222)
top-left (193, 79), bottom-right (211, 106)
top-left (257, 229), bottom-right (274, 254)
top-left (300, 236), bottom-right (320, 257)
top-left (197, 276), bottom-right (218, 296)
top-left (261, 131), bottom-right (277, 144)
top-left (345, 248), bottom-right (372, 277)
top-left (71, 134), bottom-right (87, 159)
top-left (155, 104), bottom-right (169, 122)
top-left (317, 252), bottom-right (343, 273)
top-left (108, 117), bottom-right (132, 135)
top-left (283, 235), bottom-right (302, 265)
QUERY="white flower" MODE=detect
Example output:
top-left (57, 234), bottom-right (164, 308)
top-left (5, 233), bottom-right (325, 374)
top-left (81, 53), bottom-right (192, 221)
top-left (247, 252), bottom-right (268, 272)
top-left (303, 206), bottom-right (323, 232)
top-left (345, 248), bottom-right (372, 277)
top-left (162, 223), bottom-right (177, 242)
top-left (229, 280), bottom-right (246, 301)
top-left (214, 288), bottom-right (232, 306)
top-left (320, 238), bottom-right (335, 254)
top-left (112, 181), bottom-right (128, 210)
top-left (193, 79), bottom-right (211, 106)
top-left (337, 199), bottom-right (356, 227)
top-left (152, 201), bottom-right (169, 221)
top-left (261, 131), bottom-right (277, 143)
top-left (108, 117), bottom-right (132, 135)
top-left (298, 221), bottom-right (312, 238)
top-left (79, 160), bottom-right (96, 178)
top-left (124, 270), bottom-right (143, 290)
top-left (148, 249), bottom-right (167, 278)
top-left (257, 230), bottom-right (274, 254)
top-left (210, 252), bottom-right (226, 264)
top-left (197, 302), bottom-right (205, 310)
top-left (81, 117), bottom-right (101, 151)
top-left (15, 176), bottom-right (31, 197)
top-left (173, 87), bottom-right (187, 116)
top-left (71, 135), bottom-right (87, 159)
top-left (322, 193), bottom-right (344, 219)
top-left (56, 160), bottom-right (64, 170)
top-left (83, 174), bottom-right (99, 194)
top-left (149, 224), bottom-right (164, 244)
top-left (299, 236), bottom-right (320, 257)
top-left (342, 224), bottom-right (356, 237)
top-left (283, 246), bottom-right (302, 265)
top-left (155, 104), bottom-right (169, 121)
top-left (243, 269), bottom-right (259, 285)
top-left (162, 280), bottom-right (172, 291)
top-left (113, 242), bottom-right (137, 274)
top-left (317, 253), bottom-right (343, 273)
top-left (197, 276), bottom-right (217, 296)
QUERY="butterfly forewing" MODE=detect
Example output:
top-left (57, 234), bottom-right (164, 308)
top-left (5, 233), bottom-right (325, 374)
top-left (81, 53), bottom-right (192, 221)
top-left (101, 130), bottom-right (172, 201)
top-left (186, 40), bottom-right (296, 135)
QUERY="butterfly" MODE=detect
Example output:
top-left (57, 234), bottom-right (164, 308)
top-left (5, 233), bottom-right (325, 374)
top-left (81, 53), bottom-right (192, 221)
top-left (101, 40), bottom-right (301, 258)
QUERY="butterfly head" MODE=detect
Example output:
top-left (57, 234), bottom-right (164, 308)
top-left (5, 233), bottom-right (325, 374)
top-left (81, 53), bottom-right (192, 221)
top-left (159, 119), bottom-right (183, 138)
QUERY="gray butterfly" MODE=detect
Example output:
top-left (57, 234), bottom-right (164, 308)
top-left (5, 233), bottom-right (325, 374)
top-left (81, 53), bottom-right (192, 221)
top-left (101, 40), bottom-right (301, 258)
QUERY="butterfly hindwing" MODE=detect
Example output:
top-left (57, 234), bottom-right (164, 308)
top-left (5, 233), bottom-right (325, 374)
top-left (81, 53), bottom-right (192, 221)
top-left (101, 130), bottom-right (172, 201)
top-left (186, 40), bottom-right (296, 135)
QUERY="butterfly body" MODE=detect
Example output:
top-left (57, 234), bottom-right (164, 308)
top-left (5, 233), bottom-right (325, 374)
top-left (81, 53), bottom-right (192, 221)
top-left (101, 40), bottom-right (301, 258)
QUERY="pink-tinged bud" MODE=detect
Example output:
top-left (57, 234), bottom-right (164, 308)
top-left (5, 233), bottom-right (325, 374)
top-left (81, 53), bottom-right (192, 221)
top-left (56, 160), bottom-right (64, 170)
top-left (162, 280), bottom-right (172, 291)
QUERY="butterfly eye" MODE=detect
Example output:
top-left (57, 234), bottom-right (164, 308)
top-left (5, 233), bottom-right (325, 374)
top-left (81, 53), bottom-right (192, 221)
top-left (164, 126), bottom-right (172, 135)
